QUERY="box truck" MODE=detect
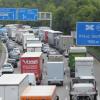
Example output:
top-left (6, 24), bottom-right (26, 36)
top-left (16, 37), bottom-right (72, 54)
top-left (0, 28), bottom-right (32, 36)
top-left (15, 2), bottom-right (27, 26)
top-left (48, 30), bottom-right (62, 47)
top-left (68, 47), bottom-right (87, 77)
top-left (47, 55), bottom-right (64, 85)
top-left (55, 35), bottom-right (74, 53)
top-left (27, 43), bottom-right (42, 52)
top-left (22, 34), bottom-right (35, 51)
top-left (0, 74), bottom-right (29, 100)
top-left (42, 29), bottom-right (51, 43)
top-left (69, 77), bottom-right (98, 100)
top-left (20, 85), bottom-right (58, 100)
top-left (75, 57), bottom-right (94, 77)
top-left (15, 28), bottom-right (33, 44)
top-left (20, 52), bottom-right (43, 84)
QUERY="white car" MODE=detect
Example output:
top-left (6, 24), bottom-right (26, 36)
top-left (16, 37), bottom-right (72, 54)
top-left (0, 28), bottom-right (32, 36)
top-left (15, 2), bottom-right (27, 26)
top-left (2, 63), bottom-right (14, 73)
top-left (47, 49), bottom-right (57, 57)
top-left (42, 44), bottom-right (49, 53)
top-left (13, 47), bottom-right (20, 54)
top-left (9, 48), bottom-right (20, 60)
top-left (63, 49), bottom-right (69, 57)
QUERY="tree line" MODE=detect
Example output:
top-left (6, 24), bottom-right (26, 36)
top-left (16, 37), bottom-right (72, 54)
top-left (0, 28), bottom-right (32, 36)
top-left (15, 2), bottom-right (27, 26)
top-left (0, 0), bottom-right (100, 34)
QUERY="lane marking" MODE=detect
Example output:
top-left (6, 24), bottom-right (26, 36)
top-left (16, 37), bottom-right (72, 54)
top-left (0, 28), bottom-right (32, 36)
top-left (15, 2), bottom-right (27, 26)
top-left (2, 43), bottom-right (8, 64)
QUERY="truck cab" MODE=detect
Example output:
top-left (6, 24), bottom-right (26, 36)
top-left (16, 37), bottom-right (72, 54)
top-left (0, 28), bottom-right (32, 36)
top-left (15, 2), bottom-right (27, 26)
top-left (70, 77), bottom-right (98, 100)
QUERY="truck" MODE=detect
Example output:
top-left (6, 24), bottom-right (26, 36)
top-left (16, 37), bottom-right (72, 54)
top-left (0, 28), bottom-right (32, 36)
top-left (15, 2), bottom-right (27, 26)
top-left (5, 24), bottom-right (18, 40)
top-left (55, 35), bottom-right (74, 53)
top-left (75, 57), bottom-right (94, 77)
top-left (42, 29), bottom-right (51, 43)
top-left (69, 76), bottom-right (98, 100)
top-left (22, 34), bottom-right (35, 51)
top-left (20, 85), bottom-right (58, 100)
top-left (0, 74), bottom-right (29, 100)
top-left (26, 37), bottom-right (40, 44)
top-left (48, 30), bottom-right (62, 47)
top-left (69, 56), bottom-right (98, 100)
top-left (47, 55), bottom-right (64, 85)
top-left (20, 52), bottom-right (43, 84)
top-left (38, 26), bottom-right (51, 41)
top-left (15, 28), bottom-right (34, 44)
top-left (68, 47), bottom-right (87, 77)
top-left (27, 43), bottom-right (42, 52)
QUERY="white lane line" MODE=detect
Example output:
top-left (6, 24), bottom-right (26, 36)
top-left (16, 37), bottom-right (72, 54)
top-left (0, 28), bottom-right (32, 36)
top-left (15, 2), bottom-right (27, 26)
top-left (2, 43), bottom-right (8, 64)
top-left (98, 94), bottom-right (100, 100)
top-left (66, 86), bottom-right (69, 90)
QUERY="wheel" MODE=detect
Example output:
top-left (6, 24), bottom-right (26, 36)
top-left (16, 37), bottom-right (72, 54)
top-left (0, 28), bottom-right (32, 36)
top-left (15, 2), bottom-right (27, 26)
top-left (48, 81), bottom-right (51, 85)
top-left (94, 94), bottom-right (97, 100)
top-left (60, 81), bottom-right (63, 86)
top-left (70, 95), bottom-right (72, 100)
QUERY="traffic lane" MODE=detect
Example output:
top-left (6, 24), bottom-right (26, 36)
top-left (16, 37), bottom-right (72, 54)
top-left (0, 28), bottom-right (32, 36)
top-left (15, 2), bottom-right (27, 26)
top-left (41, 53), bottom-right (70, 100)
top-left (94, 58), bottom-right (100, 96)
top-left (0, 43), bottom-right (8, 69)
top-left (88, 54), bottom-right (100, 96)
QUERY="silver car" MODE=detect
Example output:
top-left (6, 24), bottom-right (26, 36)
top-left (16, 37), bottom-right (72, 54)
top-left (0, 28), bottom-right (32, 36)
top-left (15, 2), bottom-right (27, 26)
top-left (2, 63), bottom-right (14, 73)
top-left (9, 47), bottom-right (20, 60)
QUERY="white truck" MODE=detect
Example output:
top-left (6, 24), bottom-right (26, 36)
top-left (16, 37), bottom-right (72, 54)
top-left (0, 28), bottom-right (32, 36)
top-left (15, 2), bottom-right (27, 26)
top-left (5, 24), bottom-right (17, 40)
top-left (0, 74), bottom-right (36, 100)
top-left (27, 43), bottom-right (42, 52)
top-left (38, 26), bottom-right (51, 41)
top-left (55, 35), bottom-right (74, 53)
top-left (47, 55), bottom-right (64, 85)
top-left (22, 34), bottom-right (35, 51)
top-left (70, 77), bottom-right (98, 100)
top-left (48, 30), bottom-right (62, 47)
top-left (75, 57), bottom-right (94, 77)
top-left (15, 28), bottom-right (34, 44)
top-left (69, 57), bottom-right (98, 100)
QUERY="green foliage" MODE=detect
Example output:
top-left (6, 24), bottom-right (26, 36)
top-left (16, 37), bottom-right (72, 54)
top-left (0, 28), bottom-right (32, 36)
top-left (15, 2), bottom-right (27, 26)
top-left (0, 0), bottom-right (100, 33)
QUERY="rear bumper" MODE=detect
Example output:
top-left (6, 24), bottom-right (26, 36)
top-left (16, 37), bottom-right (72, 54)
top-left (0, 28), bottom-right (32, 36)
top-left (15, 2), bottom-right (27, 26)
top-left (70, 91), bottom-right (98, 96)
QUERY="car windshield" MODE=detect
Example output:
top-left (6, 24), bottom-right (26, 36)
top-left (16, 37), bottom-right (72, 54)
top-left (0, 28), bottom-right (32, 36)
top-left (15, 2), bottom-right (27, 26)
top-left (3, 64), bottom-right (11, 68)
top-left (3, 67), bottom-right (11, 69)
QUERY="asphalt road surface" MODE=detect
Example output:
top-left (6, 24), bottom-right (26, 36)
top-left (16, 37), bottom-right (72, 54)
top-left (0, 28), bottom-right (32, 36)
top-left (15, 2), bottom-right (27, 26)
top-left (2, 39), bottom-right (100, 100)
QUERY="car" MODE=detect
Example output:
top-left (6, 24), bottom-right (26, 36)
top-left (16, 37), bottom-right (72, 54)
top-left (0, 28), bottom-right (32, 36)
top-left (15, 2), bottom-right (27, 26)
top-left (12, 47), bottom-right (20, 54)
top-left (47, 49), bottom-right (57, 57)
top-left (6, 40), bottom-right (15, 52)
top-left (63, 49), bottom-right (69, 57)
top-left (7, 58), bottom-right (18, 68)
top-left (1, 63), bottom-right (14, 73)
top-left (0, 32), bottom-right (8, 43)
top-left (9, 50), bottom-right (20, 60)
top-left (42, 44), bottom-right (49, 53)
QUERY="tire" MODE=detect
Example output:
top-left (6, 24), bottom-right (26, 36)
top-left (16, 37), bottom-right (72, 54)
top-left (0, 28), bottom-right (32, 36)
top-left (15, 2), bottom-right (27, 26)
top-left (60, 81), bottom-right (63, 86)
top-left (48, 81), bottom-right (51, 85)
top-left (94, 94), bottom-right (97, 100)
top-left (70, 95), bottom-right (72, 100)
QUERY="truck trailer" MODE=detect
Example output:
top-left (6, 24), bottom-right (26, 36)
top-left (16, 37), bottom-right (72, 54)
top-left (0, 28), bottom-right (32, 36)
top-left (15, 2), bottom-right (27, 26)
top-left (22, 34), bottom-right (35, 51)
top-left (20, 52), bottom-right (43, 84)
top-left (55, 35), bottom-right (74, 53)
top-left (0, 74), bottom-right (29, 100)
top-left (27, 43), bottom-right (42, 52)
top-left (47, 55), bottom-right (64, 85)
top-left (75, 57), bottom-right (94, 77)
top-left (20, 85), bottom-right (57, 100)
top-left (48, 30), bottom-right (62, 47)
top-left (68, 47), bottom-right (87, 77)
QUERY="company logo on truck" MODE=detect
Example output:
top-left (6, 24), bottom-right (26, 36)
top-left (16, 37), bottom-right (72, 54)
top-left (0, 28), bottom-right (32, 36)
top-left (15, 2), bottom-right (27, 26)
top-left (22, 59), bottom-right (38, 65)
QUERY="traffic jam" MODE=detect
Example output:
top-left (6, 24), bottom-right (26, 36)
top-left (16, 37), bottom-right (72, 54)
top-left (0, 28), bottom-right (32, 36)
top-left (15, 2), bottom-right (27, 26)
top-left (0, 24), bottom-right (98, 100)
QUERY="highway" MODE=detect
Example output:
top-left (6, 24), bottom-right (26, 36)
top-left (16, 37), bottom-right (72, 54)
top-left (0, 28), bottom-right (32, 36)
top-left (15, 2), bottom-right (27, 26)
top-left (1, 39), bottom-right (100, 100)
